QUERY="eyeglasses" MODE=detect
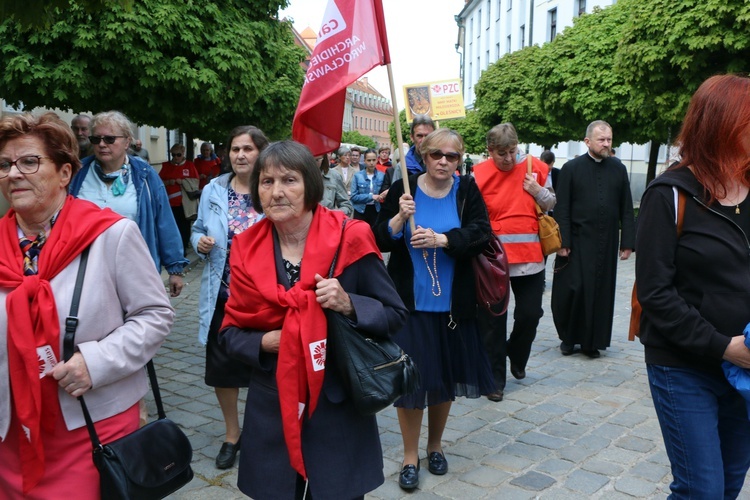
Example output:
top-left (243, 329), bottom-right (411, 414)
top-left (89, 135), bottom-right (124, 145)
top-left (172, 153), bottom-right (184, 157)
top-left (428, 150), bottom-right (461, 163)
top-left (0, 155), bottom-right (47, 178)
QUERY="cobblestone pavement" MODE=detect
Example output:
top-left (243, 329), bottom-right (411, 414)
top-left (156, 255), bottom-right (750, 499)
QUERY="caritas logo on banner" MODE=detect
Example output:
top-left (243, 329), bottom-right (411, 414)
top-left (317, 1), bottom-right (347, 43)
top-left (431, 82), bottom-right (461, 96)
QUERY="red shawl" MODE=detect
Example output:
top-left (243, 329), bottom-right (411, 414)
top-left (221, 207), bottom-right (380, 479)
top-left (0, 196), bottom-right (122, 493)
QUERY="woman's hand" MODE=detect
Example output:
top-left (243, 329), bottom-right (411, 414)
top-left (723, 336), bottom-right (750, 368)
top-left (314, 273), bottom-right (354, 317)
top-left (523, 173), bottom-right (542, 196)
top-left (261, 329), bottom-right (281, 353)
top-left (197, 235), bottom-right (215, 254)
top-left (51, 352), bottom-right (92, 397)
top-left (169, 275), bottom-right (184, 297)
top-left (397, 193), bottom-right (416, 223)
top-left (410, 226), bottom-right (448, 249)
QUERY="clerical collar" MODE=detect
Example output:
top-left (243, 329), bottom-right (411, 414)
top-left (587, 152), bottom-right (603, 163)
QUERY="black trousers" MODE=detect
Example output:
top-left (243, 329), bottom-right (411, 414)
top-left (171, 205), bottom-right (191, 254)
top-left (478, 270), bottom-right (545, 389)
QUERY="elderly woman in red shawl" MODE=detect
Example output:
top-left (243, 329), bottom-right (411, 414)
top-left (0, 113), bottom-right (174, 497)
top-left (219, 140), bottom-right (408, 500)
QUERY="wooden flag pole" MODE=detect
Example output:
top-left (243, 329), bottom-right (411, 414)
top-left (386, 62), bottom-right (416, 233)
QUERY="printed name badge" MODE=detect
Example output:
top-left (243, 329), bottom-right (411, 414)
top-left (37, 345), bottom-right (58, 378)
top-left (183, 168), bottom-right (190, 177)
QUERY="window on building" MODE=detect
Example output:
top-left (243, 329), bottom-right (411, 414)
top-left (496, 0), bottom-right (501, 19)
top-left (577, 0), bottom-right (586, 16)
top-left (506, 35), bottom-right (511, 54)
top-left (486, 0), bottom-right (491, 26)
top-left (548, 8), bottom-right (557, 41)
top-left (507, 0), bottom-right (512, 10)
top-left (486, 49), bottom-right (490, 67)
top-left (476, 56), bottom-right (480, 80)
top-left (468, 62), bottom-right (473, 89)
top-left (496, 42), bottom-right (500, 59)
top-left (478, 9), bottom-right (482, 35)
top-left (468, 16), bottom-right (473, 39)
top-left (520, 25), bottom-right (525, 48)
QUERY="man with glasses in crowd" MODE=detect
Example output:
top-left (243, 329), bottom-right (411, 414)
top-left (160, 144), bottom-right (199, 254)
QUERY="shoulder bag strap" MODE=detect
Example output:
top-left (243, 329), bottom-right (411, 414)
top-left (63, 248), bottom-right (167, 452)
top-left (327, 219), bottom-right (348, 279)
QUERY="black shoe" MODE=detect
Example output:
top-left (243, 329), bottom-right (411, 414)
top-left (583, 349), bottom-right (601, 359)
top-left (215, 441), bottom-right (241, 469)
top-left (427, 451), bottom-right (448, 475)
top-left (560, 342), bottom-right (574, 355)
top-left (510, 362), bottom-right (526, 380)
top-left (487, 390), bottom-right (504, 402)
top-left (398, 463), bottom-right (419, 490)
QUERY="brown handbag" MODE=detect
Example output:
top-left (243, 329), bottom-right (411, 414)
top-left (472, 234), bottom-right (510, 316)
top-left (528, 155), bottom-right (562, 256)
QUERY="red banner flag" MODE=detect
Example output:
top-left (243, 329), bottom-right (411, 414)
top-left (292, 0), bottom-right (391, 156)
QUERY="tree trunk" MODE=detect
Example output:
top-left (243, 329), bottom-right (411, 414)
top-left (647, 139), bottom-right (660, 186)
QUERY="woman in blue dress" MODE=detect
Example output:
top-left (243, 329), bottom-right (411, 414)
top-left (374, 128), bottom-right (496, 491)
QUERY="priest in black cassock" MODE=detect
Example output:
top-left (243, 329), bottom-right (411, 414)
top-left (551, 120), bottom-right (636, 358)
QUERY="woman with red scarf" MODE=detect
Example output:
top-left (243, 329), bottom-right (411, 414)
top-left (219, 141), bottom-right (408, 499)
top-left (0, 113), bottom-right (174, 497)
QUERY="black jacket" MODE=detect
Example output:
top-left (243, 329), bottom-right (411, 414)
top-left (636, 166), bottom-right (750, 374)
top-left (373, 173), bottom-right (492, 320)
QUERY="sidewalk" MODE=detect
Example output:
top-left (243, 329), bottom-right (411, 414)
top-left (155, 256), bottom-right (750, 499)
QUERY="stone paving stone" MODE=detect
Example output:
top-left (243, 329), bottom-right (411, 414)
top-left (446, 415), bottom-right (489, 434)
top-left (592, 422), bottom-right (628, 440)
top-left (459, 465), bottom-right (510, 487)
top-left (509, 470), bottom-right (556, 491)
top-left (467, 429), bottom-right (511, 449)
top-left (491, 417), bottom-right (535, 436)
top-left (535, 458), bottom-right (575, 476)
top-left (501, 442), bottom-right (553, 461)
top-left (563, 469), bottom-right (610, 495)
top-left (516, 430), bottom-right (568, 450)
top-left (482, 451), bottom-right (535, 472)
top-left (615, 435), bottom-right (657, 453)
top-left (608, 410), bottom-right (649, 427)
top-left (539, 419), bottom-right (588, 440)
top-left (580, 458), bottom-right (624, 476)
top-left (629, 460), bottom-right (671, 483)
top-left (613, 476), bottom-right (660, 497)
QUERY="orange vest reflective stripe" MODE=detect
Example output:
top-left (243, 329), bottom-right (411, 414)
top-left (474, 156), bottom-right (549, 264)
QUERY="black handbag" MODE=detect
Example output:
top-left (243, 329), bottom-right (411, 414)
top-left (63, 248), bottom-right (194, 499)
top-left (325, 220), bottom-right (420, 415)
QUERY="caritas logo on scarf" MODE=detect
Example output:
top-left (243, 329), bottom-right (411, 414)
top-left (309, 340), bottom-right (327, 371)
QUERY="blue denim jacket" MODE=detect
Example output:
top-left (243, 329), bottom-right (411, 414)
top-left (350, 169), bottom-right (385, 215)
top-left (70, 155), bottom-right (188, 274)
top-left (190, 173), bottom-right (230, 345)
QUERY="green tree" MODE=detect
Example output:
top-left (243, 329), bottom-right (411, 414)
top-left (0, 0), bottom-right (304, 141)
top-left (443, 110), bottom-right (486, 154)
top-left (474, 45), bottom-right (566, 149)
top-left (388, 109), bottom-right (410, 148)
top-left (616, 0), bottom-right (750, 182)
top-left (341, 130), bottom-right (377, 149)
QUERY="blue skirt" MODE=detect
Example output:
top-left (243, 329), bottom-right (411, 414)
top-left (394, 311), bottom-right (496, 410)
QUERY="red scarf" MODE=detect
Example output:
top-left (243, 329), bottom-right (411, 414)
top-left (221, 207), bottom-right (380, 479)
top-left (0, 196), bottom-right (122, 493)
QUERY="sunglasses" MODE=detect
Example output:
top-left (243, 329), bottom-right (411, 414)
top-left (428, 150), bottom-right (461, 163)
top-left (172, 153), bottom-right (184, 157)
top-left (89, 135), bottom-right (124, 145)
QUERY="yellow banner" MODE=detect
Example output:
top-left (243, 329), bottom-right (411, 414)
top-left (403, 79), bottom-right (466, 122)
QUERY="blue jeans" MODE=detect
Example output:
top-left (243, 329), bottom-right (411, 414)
top-left (647, 364), bottom-right (750, 499)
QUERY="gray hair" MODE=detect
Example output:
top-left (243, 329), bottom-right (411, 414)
top-left (585, 120), bottom-right (612, 139)
top-left (91, 111), bottom-right (135, 142)
top-left (410, 114), bottom-right (435, 135)
top-left (338, 146), bottom-right (351, 156)
top-left (486, 123), bottom-right (518, 151)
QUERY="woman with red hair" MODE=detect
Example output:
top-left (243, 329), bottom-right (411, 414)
top-left (635, 74), bottom-right (750, 498)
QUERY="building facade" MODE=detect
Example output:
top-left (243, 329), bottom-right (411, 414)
top-left (346, 78), bottom-right (394, 150)
top-left (455, 0), bottom-right (661, 202)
